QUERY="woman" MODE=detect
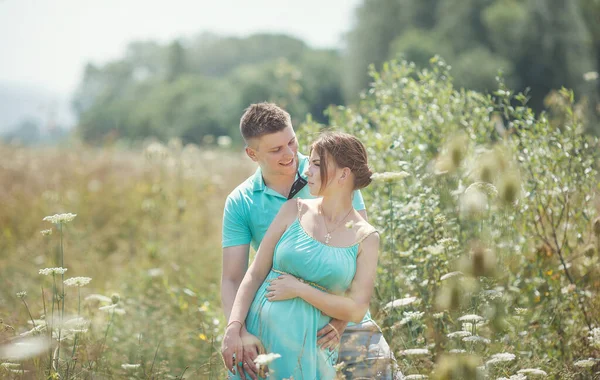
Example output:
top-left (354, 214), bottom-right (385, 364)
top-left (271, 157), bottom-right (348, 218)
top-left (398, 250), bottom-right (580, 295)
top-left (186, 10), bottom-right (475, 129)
top-left (222, 132), bottom-right (380, 379)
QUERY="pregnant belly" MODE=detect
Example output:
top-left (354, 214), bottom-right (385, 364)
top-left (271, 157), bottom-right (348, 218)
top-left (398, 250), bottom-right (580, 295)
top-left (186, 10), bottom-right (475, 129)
top-left (245, 273), bottom-right (330, 342)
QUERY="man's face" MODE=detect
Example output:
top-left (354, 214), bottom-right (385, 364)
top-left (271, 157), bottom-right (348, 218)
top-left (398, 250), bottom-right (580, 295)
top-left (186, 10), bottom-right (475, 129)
top-left (246, 126), bottom-right (298, 177)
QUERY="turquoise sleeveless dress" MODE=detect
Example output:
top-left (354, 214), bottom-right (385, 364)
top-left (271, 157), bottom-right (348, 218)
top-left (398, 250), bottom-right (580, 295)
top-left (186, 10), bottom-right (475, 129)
top-left (231, 201), bottom-right (374, 380)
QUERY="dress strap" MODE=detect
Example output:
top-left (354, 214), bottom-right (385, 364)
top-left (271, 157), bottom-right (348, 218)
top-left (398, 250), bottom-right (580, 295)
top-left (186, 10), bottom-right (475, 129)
top-left (296, 198), bottom-right (303, 221)
top-left (356, 229), bottom-right (380, 245)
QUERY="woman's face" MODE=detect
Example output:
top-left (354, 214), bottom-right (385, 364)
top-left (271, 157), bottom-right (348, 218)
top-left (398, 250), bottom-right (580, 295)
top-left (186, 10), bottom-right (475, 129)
top-left (306, 149), bottom-right (337, 196)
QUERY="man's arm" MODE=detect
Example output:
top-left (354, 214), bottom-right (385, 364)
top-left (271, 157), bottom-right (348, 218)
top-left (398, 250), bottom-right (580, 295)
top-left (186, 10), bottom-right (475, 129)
top-left (221, 244), bottom-right (250, 321)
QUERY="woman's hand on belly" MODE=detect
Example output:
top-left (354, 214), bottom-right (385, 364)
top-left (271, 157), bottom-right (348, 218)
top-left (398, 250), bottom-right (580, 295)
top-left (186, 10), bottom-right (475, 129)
top-left (265, 274), bottom-right (303, 301)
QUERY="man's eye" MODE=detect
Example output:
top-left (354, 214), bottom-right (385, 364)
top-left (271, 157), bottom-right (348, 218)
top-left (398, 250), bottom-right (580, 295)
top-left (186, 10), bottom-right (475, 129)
top-left (272, 148), bottom-right (280, 153)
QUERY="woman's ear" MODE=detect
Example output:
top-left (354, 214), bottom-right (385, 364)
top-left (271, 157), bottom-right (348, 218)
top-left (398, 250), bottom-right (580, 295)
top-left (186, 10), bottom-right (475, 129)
top-left (339, 168), bottom-right (351, 183)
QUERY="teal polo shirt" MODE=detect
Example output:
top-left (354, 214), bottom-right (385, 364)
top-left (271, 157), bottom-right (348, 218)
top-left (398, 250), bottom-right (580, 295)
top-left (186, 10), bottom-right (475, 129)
top-left (222, 152), bottom-right (365, 252)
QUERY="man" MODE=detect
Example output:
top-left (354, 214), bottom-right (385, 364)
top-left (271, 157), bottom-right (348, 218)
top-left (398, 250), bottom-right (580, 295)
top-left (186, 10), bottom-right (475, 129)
top-left (221, 102), bottom-right (399, 379)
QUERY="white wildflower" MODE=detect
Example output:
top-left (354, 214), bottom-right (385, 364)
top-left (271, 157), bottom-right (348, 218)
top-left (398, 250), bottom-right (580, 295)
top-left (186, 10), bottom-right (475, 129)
top-left (440, 271), bottom-right (463, 281)
top-left (333, 361), bottom-right (346, 372)
top-left (462, 336), bottom-right (491, 344)
top-left (583, 71), bottom-right (599, 81)
top-left (482, 289), bottom-right (503, 300)
top-left (63, 317), bottom-right (89, 331)
top-left (217, 136), bottom-right (232, 148)
top-left (43, 213), bottom-right (77, 224)
top-left (384, 296), bottom-right (419, 310)
top-left (148, 268), bottom-right (164, 277)
top-left (449, 349), bottom-right (467, 354)
top-left (466, 182), bottom-right (498, 197)
top-left (371, 171), bottom-right (410, 182)
top-left (63, 277), bottom-right (91, 287)
top-left (345, 220), bottom-right (355, 229)
top-left (254, 353), bottom-right (281, 369)
top-left (574, 359), bottom-right (596, 368)
top-left (39, 267), bottom-right (67, 276)
top-left (405, 375), bottom-right (428, 379)
top-left (434, 214), bottom-right (446, 225)
top-left (439, 238), bottom-right (458, 249)
top-left (0, 336), bottom-right (51, 360)
top-left (85, 294), bottom-right (112, 303)
top-left (517, 368), bottom-right (547, 376)
top-left (0, 363), bottom-right (21, 369)
top-left (458, 314), bottom-right (485, 323)
top-left (497, 375), bottom-right (526, 380)
top-left (20, 323), bottom-right (47, 337)
top-left (486, 353), bottom-right (516, 366)
top-left (588, 327), bottom-right (600, 349)
top-left (121, 364), bottom-right (141, 370)
top-left (16, 291), bottom-right (27, 299)
top-left (447, 331), bottom-right (472, 339)
top-left (460, 188), bottom-right (487, 218)
top-left (514, 308), bottom-right (528, 315)
top-left (40, 229), bottom-right (53, 236)
top-left (99, 304), bottom-right (117, 311)
top-left (145, 142), bottom-right (169, 161)
top-left (399, 348), bottom-right (429, 356)
top-left (400, 311), bottom-right (425, 325)
top-left (424, 244), bottom-right (444, 256)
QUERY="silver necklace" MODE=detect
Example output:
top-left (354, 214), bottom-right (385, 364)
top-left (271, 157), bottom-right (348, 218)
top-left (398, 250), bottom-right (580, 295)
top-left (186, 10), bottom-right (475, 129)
top-left (319, 204), bottom-right (353, 244)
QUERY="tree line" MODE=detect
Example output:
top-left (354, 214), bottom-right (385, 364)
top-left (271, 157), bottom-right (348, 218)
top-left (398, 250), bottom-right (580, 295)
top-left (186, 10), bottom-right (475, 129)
top-left (71, 0), bottom-right (600, 145)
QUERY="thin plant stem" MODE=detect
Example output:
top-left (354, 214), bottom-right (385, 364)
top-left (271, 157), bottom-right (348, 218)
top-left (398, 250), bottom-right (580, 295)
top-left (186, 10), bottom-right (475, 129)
top-left (99, 309), bottom-right (115, 363)
top-left (20, 298), bottom-right (37, 328)
top-left (57, 222), bottom-right (66, 375)
top-left (149, 340), bottom-right (161, 379)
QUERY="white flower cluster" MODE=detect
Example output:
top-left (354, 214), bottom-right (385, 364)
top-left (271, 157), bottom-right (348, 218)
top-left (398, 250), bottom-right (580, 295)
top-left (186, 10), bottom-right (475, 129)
top-left (384, 296), bottom-right (419, 310)
top-left (447, 331), bottom-right (472, 339)
top-left (517, 368), bottom-right (547, 376)
top-left (39, 267), bottom-right (68, 276)
top-left (64, 277), bottom-right (92, 287)
top-left (588, 327), bottom-right (600, 349)
top-left (121, 364), bottom-right (141, 370)
top-left (399, 311), bottom-right (425, 325)
top-left (574, 358), bottom-right (596, 368)
top-left (254, 353), bottom-right (281, 369)
top-left (440, 271), bottom-right (463, 281)
top-left (370, 171), bottom-right (410, 182)
top-left (423, 244), bottom-right (445, 256)
top-left (486, 353), bottom-right (516, 366)
top-left (399, 348), bottom-right (429, 356)
top-left (462, 336), bottom-right (491, 344)
top-left (43, 213), bottom-right (77, 224)
top-left (497, 375), bottom-right (526, 380)
top-left (458, 314), bottom-right (485, 323)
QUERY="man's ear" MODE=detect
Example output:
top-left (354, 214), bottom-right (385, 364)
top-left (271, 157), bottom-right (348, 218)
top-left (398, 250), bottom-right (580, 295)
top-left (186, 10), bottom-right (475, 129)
top-left (245, 146), bottom-right (258, 162)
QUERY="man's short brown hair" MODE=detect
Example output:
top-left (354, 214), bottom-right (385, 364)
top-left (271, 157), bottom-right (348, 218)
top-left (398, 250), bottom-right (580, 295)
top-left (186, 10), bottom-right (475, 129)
top-left (240, 102), bottom-right (292, 143)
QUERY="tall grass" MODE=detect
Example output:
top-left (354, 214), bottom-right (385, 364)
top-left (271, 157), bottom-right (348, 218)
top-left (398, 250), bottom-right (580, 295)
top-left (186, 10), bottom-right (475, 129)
top-left (2, 58), bottom-right (600, 379)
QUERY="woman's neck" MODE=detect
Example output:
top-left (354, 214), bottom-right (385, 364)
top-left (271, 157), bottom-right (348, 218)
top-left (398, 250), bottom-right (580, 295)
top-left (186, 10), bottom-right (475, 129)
top-left (319, 193), bottom-right (354, 223)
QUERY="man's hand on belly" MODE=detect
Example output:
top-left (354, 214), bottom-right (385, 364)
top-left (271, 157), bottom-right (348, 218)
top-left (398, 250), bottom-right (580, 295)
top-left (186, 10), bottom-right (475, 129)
top-left (317, 318), bottom-right (349, 350)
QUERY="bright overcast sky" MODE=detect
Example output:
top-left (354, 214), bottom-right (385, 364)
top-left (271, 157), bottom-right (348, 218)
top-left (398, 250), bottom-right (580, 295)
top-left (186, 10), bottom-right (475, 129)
top-left (0, 0), bottom-right (361, 96)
